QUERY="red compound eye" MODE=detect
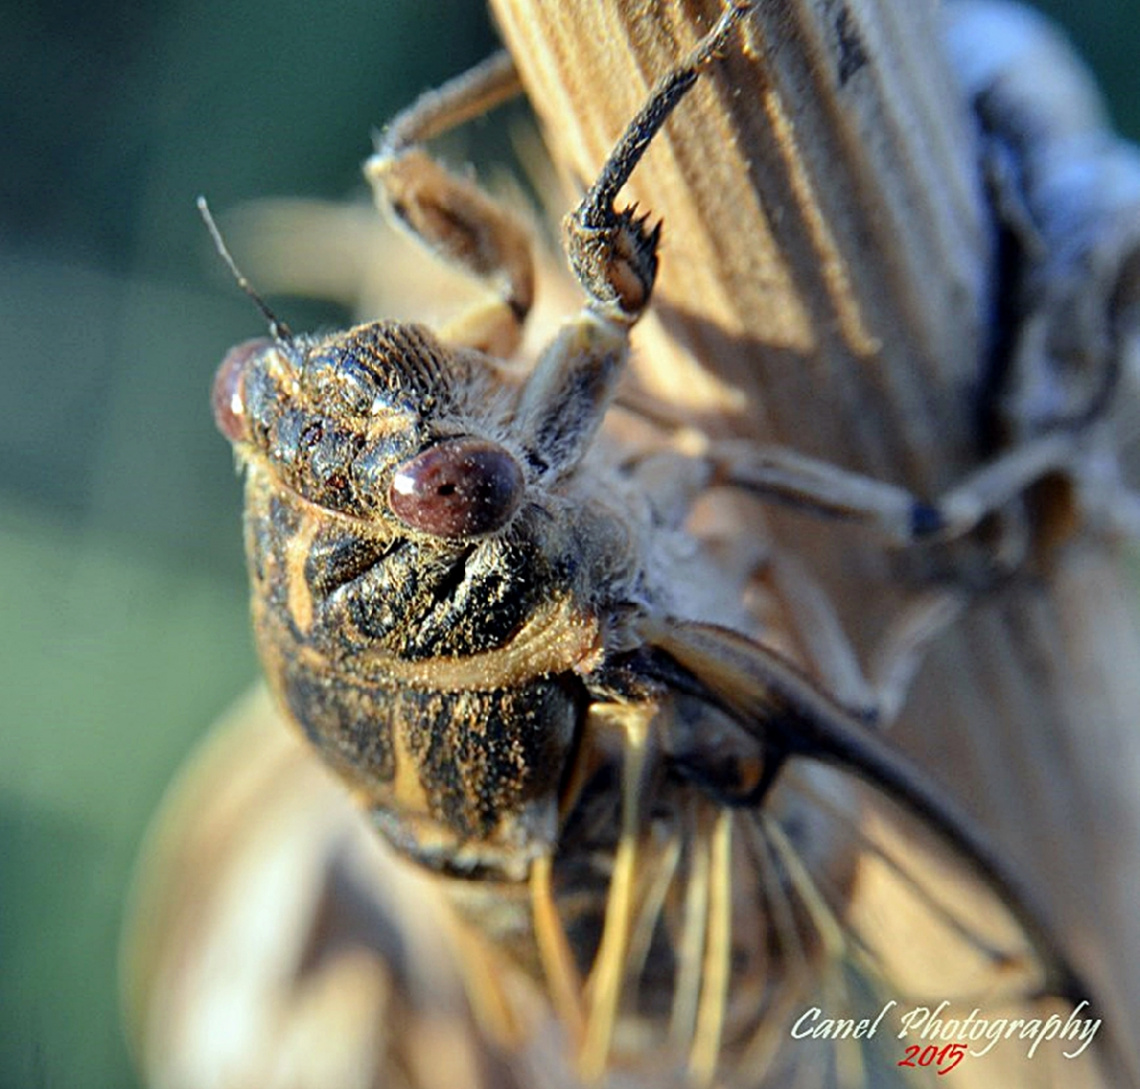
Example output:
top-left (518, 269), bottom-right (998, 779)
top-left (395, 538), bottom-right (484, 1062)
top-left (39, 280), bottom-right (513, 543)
top-left (212, 338), bottom-right (269, 443)
top-left (389, 438), bottom-right (524, 538)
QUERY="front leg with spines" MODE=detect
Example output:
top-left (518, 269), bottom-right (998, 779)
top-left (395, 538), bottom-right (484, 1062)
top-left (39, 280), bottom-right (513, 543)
top-left (516, 3), bottom-right (756, 479)
top-left (365, 51), bottom-right (534, 358)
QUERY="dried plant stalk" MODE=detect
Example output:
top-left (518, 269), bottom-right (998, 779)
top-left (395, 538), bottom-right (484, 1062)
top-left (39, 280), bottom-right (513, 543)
top-left (491, 0), bottom-right (1140, 1040)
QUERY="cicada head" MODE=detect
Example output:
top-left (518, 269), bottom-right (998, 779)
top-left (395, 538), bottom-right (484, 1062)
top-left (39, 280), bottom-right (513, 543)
top-left (212, 322), bottom-right (529, 523)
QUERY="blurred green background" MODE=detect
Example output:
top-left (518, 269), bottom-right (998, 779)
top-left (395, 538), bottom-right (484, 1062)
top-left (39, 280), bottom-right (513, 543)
top-left (0, 2), bottom-right (1136, 1087)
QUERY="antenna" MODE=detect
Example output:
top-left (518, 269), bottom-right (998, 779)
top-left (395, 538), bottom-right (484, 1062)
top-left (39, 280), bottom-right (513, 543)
top-left (196, 196), bottom-right (293, 342)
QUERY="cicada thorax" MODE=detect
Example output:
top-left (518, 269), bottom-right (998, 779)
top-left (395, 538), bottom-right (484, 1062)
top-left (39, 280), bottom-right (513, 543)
top-left (242, 466), bottom-right (609, 878)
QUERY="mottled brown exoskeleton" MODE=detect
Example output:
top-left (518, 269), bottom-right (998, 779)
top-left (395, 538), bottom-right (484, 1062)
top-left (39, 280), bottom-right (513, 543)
top-left (206, 4), bottom-right (1139, 1085)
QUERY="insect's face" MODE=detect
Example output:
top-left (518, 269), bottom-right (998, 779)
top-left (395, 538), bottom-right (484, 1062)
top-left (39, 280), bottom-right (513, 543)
top-left (213, 322), bottom-right (526, 535)
top-left (212, 321), bottom-right (615, 878)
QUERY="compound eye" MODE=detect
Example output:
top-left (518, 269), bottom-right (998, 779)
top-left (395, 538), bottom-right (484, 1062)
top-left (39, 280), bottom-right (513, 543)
top-left (389, 438), bottom-right (524, 538)
top-left (212, 338), bottom-right (270, 443)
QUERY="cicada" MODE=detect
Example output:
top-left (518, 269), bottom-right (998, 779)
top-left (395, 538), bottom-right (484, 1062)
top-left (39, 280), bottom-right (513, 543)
top-left (128, 3), bottom-right (1140, 1088)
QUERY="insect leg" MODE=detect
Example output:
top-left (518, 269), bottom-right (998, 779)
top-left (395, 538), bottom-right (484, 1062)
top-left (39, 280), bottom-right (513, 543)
top-left (760, 814), bottom-right (867, 1089)
top-left (529, 854), bottom-right (587, 1046)
top-left (765, 550), bottom-right (965, 726)
top-left (669, 797), bottom-right (712, 1051)
top-left (734, 817), bottom-right (822, 1082)
top-left (687, 806), bottom-right (733, 1087)
top-left (707, 429), bottom-right (1080, 545)
top-left (579, 702), bottom-right (657, 1082)
top-left (865, 590), bottom-right (966, 726)
top-left (565, 1), bottom-right (753, 324)
top-left (515, 3), bottom-right (754, 477)
top-left (365, 52), bottom-right (534, 356)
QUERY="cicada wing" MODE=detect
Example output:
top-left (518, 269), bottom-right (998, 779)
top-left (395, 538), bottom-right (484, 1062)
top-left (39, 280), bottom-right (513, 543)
top-left (635, 618), bottom-right (1129, 1088)
top-left (723, 762), bottom-right (1113, 1088)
